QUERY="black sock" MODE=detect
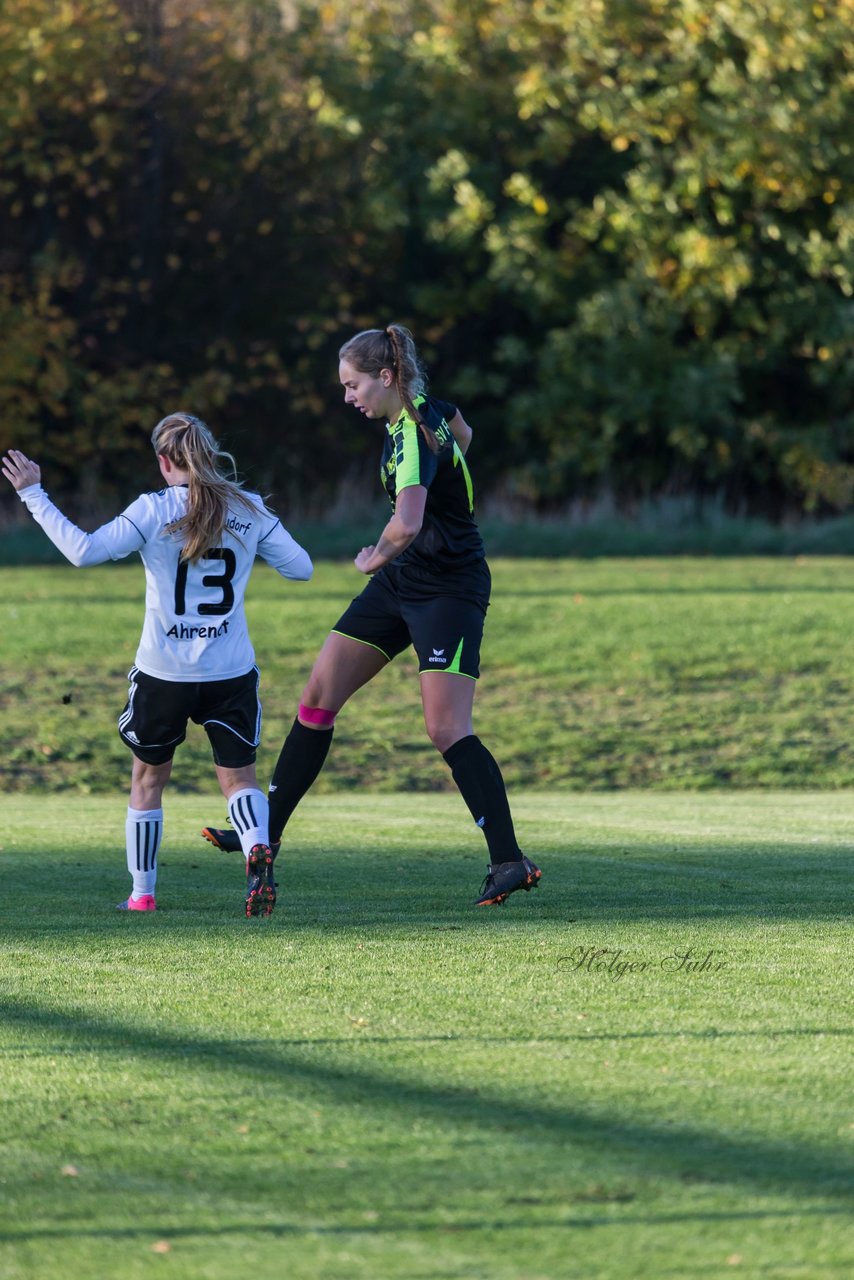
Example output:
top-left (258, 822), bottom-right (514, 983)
top-left (442, 734), bottom-right (523, 864)
top-left (268, 717), bottom-right (334, 842)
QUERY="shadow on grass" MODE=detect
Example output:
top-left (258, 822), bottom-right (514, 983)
top-left (0, 1205), bottom-right (849, 1244)
top-left (0, 1028), bottom-right (849, 1057)
top-left (0, 995), bottom-right (851, 1203)
top-left (1, 841), bottom-right (851, 929)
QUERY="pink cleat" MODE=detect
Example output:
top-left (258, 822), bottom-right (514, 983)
top-left (117, 894), bottom-right (156, 912)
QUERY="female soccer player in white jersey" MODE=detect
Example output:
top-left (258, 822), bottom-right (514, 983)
top-left (2, 414), bottom-right (312, 917)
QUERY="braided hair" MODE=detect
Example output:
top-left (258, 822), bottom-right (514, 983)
top-left (338, 324), bottom-right (441, 453)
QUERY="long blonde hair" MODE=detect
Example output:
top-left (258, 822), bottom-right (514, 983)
top-left (151, 413), bottom-right (261, 563)
top-left (338, 324), bottom-right (440, 454)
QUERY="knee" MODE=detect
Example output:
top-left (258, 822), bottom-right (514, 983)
top-left (299, 667), bottom-right (340, 725)
top-left (425, 718), bottom-right (462, 755)
top-left (301, 671), bottom-right (328, 709)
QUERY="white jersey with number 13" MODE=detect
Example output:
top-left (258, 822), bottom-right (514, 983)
top-left (17, 482), bottom-right (312, 682)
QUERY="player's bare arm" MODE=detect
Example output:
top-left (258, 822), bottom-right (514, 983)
top-left (354, 484), bottom-right (427, 574)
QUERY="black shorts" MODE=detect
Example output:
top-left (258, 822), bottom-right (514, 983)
top-left (331, 561), bottom-right (490, 679)
top-left (118, 666), bottom-right (262, 767)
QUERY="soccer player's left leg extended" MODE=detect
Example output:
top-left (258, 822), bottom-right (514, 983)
top-left (266, 631), bottom-right (389, 842)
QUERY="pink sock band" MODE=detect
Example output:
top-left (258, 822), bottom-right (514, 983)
top-left (298, 703), bottom-right (336, 727)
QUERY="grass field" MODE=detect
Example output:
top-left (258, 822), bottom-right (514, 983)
top-left (0, 792), bottom-right (851, 1279)
top-left (1, 558), bottom-right (852, 1277)
top-left (4, 557), bottom-right (854, 793)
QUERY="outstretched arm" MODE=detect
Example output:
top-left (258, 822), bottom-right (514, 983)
top-left (2, 449), bottom-right (144, 567)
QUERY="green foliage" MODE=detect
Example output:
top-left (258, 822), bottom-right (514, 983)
top-left (0, 1), bottom-right (852, 516)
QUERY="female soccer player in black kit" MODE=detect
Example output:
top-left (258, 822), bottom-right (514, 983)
top-left (203, 324), bottom-right (541, 907)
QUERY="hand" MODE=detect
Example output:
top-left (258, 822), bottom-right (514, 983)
top-left (1, 449), bottom-right (41, 491)
top-left (354, 545), bottom-right (377, 574)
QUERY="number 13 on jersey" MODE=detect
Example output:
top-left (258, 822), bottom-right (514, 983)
top-left (174, 548), bottom-right (237, 616)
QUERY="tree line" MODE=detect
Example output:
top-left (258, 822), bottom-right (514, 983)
top-left (0, 0), bottom-right (852, 519)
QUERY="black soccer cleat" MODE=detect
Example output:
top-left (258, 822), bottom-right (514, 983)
top-left (202, 825), bottom-right (281, 858)
top-left (475, 855), bottom-right (542, 907)
top-left (245, 844), bottom-right (277, 917)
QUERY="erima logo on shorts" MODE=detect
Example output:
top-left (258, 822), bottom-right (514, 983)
top-left (428, 647), bottom-right (447, 663)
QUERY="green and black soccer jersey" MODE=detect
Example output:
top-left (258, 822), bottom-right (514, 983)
top-left (381, 395), bottom-right (484, 574)
top-left (330, 392), bottom-right (491, 677)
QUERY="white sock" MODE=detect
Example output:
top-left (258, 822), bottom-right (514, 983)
top-left (126, 807), bottom-right (162, 898)
top-left (227, 788), bottom-right (270, 857)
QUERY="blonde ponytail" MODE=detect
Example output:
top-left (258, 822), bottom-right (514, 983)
top-left (151, 413), bottom-right (262, 563)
